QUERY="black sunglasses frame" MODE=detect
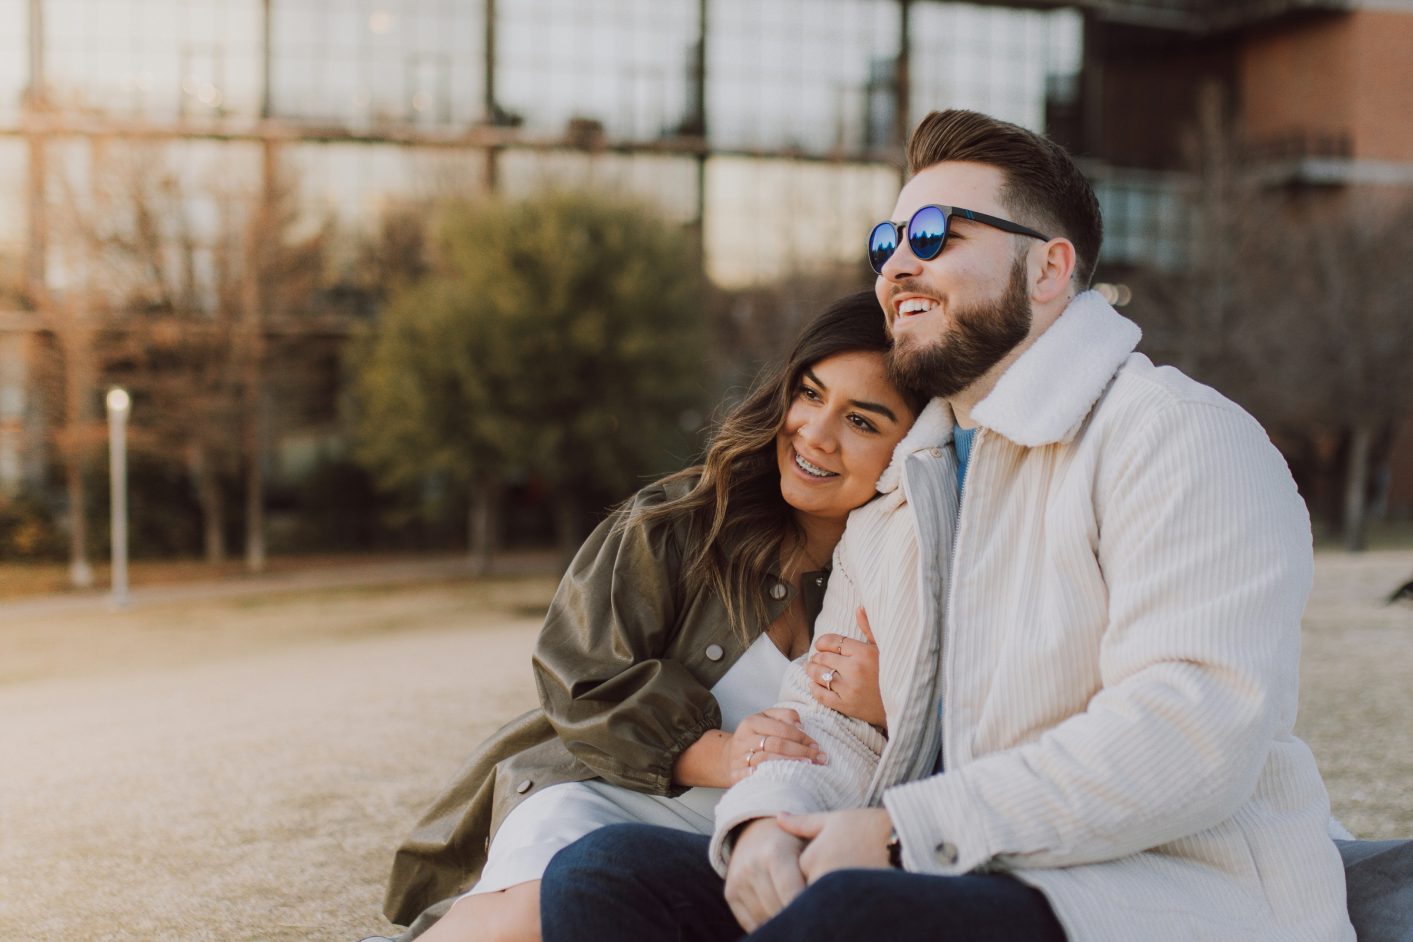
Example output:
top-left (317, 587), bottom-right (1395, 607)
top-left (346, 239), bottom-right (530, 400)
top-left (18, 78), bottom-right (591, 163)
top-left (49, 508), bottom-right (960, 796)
top-left (868, 205), bottom-right (1052, 275)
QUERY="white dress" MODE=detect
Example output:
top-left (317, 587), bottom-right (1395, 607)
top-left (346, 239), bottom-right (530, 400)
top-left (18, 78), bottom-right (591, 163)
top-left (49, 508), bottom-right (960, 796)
top-left (464, 633), bottom-right (793, 895)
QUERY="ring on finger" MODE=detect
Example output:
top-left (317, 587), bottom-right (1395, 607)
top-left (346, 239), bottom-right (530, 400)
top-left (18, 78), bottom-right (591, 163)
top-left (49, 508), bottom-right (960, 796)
top-left (821, 669), bottom-right (836, 691)
top-left (744, 748), bottom-right (756, 766)
top-left (759, 736), bottom-right (767, 752)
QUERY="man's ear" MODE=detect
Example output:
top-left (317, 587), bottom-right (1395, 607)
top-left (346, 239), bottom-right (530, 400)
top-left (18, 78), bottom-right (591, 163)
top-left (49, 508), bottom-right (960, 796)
top-left (1031, 238), bottom-right (1077, 305)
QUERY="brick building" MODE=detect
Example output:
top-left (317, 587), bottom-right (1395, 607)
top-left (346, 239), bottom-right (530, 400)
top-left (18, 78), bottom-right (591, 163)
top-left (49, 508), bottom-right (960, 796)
top-left (1045, 0), bottom-right (1413, 522)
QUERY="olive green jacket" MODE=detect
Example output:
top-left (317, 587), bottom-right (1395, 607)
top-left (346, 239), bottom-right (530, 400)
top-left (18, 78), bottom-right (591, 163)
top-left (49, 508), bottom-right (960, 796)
top-left (383, 478), bottom-right (829, 930)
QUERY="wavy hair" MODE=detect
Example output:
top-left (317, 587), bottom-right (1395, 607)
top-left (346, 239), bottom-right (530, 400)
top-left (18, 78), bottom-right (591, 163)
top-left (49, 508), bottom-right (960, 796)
top-left (635, 289), bottom-right (928, 638)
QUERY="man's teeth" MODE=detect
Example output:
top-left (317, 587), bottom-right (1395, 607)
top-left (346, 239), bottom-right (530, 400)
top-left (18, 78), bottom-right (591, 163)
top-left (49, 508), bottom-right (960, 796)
top-left (795, 452), bottom-right (837, 478)
top-left (898, 298), bottom-right (938, 316)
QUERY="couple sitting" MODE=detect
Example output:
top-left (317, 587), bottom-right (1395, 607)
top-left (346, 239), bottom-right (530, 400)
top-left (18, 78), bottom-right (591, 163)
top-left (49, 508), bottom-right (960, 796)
top-left (374, 110), bottom-right (1363, 942)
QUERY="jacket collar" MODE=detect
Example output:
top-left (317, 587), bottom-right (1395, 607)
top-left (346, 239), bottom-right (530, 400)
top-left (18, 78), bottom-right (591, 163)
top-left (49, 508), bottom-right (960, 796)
top-left (970, 290), bottom-right (1141, 448)
top-left (872, 292), bottom-right (1139, 493)
top-left (875, 396), bottom-right (953, 495)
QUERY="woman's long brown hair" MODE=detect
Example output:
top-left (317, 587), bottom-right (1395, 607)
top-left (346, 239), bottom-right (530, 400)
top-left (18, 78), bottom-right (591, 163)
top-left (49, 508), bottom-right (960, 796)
top-left (634, 289), bottom-right (928, 638)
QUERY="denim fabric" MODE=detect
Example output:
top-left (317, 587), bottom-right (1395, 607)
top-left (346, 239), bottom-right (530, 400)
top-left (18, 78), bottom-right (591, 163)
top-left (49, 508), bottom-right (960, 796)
top-left (1336, 839), bottom-right (1413, 942)
top-left (540, 823), bottom-right (1067, 942)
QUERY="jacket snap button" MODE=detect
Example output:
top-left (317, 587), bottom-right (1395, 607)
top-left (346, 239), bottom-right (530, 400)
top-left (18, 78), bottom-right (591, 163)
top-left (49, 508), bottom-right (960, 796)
top-left (930, 447), bottom-right (943, 458)
top-left (935, 841), bottom-right (959, 865)
top-left (516, 779), bottom-right (533, 794)
top-left (815, 576), bottom-right (824, 586)
top-left (705, 643), bottom-right (724, 661)
top-left (770, 582), bottom-right (788, 600)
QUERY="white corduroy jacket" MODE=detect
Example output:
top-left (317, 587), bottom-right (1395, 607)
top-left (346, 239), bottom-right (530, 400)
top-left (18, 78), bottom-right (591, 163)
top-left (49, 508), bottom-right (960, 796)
top-left (709, 292), bottom-right (1354, 942)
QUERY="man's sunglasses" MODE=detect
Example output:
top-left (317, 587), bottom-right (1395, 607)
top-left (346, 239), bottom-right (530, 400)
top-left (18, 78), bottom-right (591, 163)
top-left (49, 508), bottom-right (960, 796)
top-left (867, 205), bottom-right (1051, 275)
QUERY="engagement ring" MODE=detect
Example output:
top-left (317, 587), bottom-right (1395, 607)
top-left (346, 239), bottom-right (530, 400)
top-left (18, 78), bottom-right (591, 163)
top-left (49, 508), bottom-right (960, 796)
top-left (822, 669), bottom-right (836, 691)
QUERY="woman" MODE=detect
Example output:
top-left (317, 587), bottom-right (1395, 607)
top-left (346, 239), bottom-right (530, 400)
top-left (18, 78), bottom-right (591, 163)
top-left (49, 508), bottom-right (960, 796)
top-left (377, 290), bottom-right (929, 942)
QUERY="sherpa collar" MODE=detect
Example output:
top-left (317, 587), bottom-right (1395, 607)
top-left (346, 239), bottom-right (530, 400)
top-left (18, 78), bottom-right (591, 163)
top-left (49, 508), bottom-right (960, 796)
top-left (875, 397), bottom-right (952, 494)
top-left (970, 290), bottom-right (1141, 448)
top-left (872, 292), bottom-right (1139, 493)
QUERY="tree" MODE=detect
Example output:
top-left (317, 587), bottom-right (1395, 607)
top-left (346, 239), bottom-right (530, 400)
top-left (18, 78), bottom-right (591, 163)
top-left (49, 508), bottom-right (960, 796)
top-left (234, 142), bottom-right (330, 572)
top-left (28, 137), bottom-right (109, 586)
top-left (88, 148), bottom-right (243, 564)
top-left (352, 192), bottom-right (707, 569)
top-left (1227, 196), bottom-right (1413, 550)
top-left (46, 141), bottom-right (330, 568)
top-left (1128, 83), bottom-right (1413, 550)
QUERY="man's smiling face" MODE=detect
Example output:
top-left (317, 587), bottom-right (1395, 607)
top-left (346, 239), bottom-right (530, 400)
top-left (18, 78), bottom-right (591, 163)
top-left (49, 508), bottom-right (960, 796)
top-left (874, 161), bottom-right (1036, 400)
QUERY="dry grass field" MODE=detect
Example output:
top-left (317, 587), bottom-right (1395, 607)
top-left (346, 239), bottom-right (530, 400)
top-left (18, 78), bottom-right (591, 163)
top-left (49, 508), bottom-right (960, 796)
top-left (0, 550), bottom-right (1410, 942)
top-left (1293, 550), bottom-right (1413, 839)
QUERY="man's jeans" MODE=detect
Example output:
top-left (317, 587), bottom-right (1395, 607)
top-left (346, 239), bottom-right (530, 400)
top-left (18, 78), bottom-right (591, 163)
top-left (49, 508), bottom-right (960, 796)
top-left (540, 823), bottom-right (1068, 942)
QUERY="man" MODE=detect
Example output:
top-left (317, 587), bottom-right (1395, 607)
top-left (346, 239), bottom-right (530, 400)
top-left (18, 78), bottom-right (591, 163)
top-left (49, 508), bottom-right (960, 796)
top-left (537, 110), bottom-right (1355, 942)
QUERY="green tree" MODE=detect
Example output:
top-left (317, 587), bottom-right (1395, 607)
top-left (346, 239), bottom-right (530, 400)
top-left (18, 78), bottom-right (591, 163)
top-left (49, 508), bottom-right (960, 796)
top-left (352, 191), bottom-right (707, 568)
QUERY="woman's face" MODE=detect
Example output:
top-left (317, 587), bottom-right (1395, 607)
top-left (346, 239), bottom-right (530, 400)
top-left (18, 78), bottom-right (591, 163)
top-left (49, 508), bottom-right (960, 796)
top-left (776, 350), bottom-right (917, 522)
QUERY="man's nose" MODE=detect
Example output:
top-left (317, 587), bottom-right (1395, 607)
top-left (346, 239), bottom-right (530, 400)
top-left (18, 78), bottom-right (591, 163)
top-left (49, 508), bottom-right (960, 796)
top-left (880, 231), bottom-right (922, 281)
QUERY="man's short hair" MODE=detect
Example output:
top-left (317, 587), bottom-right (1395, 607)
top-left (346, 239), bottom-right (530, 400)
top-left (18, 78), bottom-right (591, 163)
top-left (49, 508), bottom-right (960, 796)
top-left (907, 110), bottom-right (1103, 288)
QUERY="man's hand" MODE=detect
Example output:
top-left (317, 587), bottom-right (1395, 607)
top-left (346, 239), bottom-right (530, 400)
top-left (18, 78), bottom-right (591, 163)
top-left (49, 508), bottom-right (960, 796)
top-left (777, 808), bottom-right (895, 884)
top-left (723, 817), bottom-right (807, 932)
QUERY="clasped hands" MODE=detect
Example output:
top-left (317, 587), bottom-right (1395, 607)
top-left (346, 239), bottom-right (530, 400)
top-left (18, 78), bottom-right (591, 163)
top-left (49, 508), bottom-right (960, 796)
top-left (724, 807), bottom-right (896, 932)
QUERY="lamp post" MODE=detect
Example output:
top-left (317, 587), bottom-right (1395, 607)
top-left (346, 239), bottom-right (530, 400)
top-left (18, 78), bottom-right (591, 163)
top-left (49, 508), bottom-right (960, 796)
top-left (106, 387), bottom-right (130, 609)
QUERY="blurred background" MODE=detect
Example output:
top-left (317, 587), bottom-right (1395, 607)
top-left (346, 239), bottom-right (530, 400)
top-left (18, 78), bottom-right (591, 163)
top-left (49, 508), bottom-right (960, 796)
top-left (0, 0), bottom-right (1411, 584)
top-left (3, 5), bottom-right (1413, 939)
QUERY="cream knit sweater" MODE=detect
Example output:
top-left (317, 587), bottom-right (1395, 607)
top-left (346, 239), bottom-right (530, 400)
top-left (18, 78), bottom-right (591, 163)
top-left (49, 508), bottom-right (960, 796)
top-left (710, 292), bottom-right (1354, 942)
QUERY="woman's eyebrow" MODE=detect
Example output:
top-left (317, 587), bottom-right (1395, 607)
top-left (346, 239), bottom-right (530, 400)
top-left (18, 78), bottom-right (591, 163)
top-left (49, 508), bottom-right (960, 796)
top-left (849, 399), bottom-right (898, 423)
top-left (805, 369), bottom-right (896, 422)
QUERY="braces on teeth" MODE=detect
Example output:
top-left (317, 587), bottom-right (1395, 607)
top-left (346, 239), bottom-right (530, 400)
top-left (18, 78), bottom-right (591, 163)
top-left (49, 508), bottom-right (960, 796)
top-left (795, 451), bottom-right (836, 477)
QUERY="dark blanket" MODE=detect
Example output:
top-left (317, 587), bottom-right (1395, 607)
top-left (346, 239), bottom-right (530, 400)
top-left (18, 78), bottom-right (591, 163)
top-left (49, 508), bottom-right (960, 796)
top-left (1337, 840), bottom-right (1413, 942)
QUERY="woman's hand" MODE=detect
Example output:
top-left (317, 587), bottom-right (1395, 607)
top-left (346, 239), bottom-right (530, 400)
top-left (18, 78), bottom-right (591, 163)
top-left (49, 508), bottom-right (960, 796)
top-left (727, 708), bottom-right (828, 784)
top-left (671, 708), bottom-right (827, 788)
top-left (803, 607), bottom-right (886, 728)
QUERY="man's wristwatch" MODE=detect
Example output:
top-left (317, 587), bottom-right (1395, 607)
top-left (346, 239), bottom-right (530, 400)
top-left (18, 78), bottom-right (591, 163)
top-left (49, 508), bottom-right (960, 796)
top-left (886, 828), bottom-right (903, 869)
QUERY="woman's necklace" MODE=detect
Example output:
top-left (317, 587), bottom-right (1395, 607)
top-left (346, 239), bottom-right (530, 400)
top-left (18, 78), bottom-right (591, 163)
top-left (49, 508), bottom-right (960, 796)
top-left (782, 539), bottom-right (829, 583)
top-left (799, 547), bottom-right (828, 574)
top-left (767, 541), bottom-right (827, 658)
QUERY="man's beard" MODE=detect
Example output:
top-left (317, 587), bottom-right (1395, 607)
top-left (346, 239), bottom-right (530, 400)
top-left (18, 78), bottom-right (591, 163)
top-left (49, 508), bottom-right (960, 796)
top-left (885, 256), bottom-right (1032, 400)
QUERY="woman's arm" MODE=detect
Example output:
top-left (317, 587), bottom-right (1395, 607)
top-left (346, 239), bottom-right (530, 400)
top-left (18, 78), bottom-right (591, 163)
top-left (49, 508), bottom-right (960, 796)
top-left (672, 730), bottom-right (733, 787)
top-left (532, 484), bottom-right (720, 797)
top-left (673, 710), bottom-right (826, 789)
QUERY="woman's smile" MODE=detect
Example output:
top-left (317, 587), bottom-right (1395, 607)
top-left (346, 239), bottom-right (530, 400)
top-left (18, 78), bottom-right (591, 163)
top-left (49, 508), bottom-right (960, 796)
top-left (791, 447), bottom-right (839, 479)
top-left (776, 350), bottom-right (916, 522)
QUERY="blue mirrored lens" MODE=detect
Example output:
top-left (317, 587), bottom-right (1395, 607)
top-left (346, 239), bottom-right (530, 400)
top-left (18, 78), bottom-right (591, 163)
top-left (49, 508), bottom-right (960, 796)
top-left (868, 222), bottom-right (898, 273)
top-left (908, 206), bottom-right (948, 260)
